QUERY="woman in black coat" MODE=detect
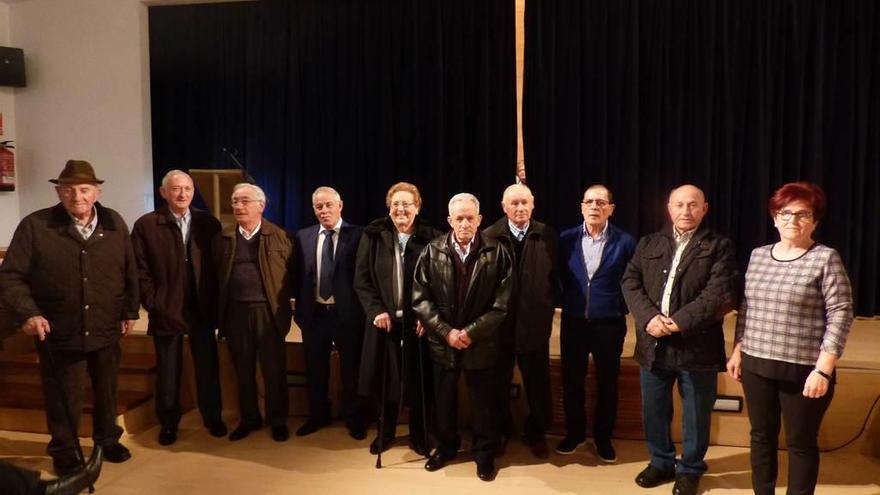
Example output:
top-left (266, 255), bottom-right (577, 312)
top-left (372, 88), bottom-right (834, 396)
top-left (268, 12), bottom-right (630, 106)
top-left (354, 182), bottom-right (442, 456)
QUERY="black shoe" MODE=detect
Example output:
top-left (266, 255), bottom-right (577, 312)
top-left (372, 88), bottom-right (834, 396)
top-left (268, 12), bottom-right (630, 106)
top-left (424, 452), bottom-right (454, 472)
top-left (369, 435), bottom-right (395, 454)
top-left (52, 458), bottom-right (80, 477)
top-left (228, 423), bottom-right (259, 441)
top-left (409, 440), bottom-right (429, 457)
top-left (295, 418), bottom-right (331, 437)
top-left (102, 442), bottom-right (131, 464)
top-left (555, 436), bottom-right (586, 455)
top-left (672, 473), bottom-right (701, 495)
top-left (594, 439), bottom-right (617, 463)
top-left (634, 464), bottom-right (676, 488)
top-left (158, 426), bottom-right (177, 446)
top-left (347, 421), bottom-right (367, 440)
top-left (44, 445), bottom-right (103, 495)
top-left (271, 425), bottom-right (290, 442)
top-left (476, 459), bottom-right (496, 482)
top-left (528, 438), bottom-right (550, 459)
top-left (206, 421), bottom-right (228, 438)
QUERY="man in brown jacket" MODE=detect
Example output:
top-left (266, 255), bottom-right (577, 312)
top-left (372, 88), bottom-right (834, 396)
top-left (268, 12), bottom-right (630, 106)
top-left (213, 183), bottom-right (294, 442)
top-left (131, 170), bottom-right (225, 446)
top-left (0, 160), bottom-right (139, 474)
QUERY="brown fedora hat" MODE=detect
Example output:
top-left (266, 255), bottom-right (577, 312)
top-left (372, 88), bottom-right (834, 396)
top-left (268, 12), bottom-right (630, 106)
top-left (49, 160), bottom-right (105, 185)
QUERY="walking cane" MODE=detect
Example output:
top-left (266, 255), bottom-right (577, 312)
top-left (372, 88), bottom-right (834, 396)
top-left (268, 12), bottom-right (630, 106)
top-left (416, 329), bottom-right (429, 459)
top-left (37, 337), bottom-right (96, 493)
top-left (376, 329), bottom-right (390, 469)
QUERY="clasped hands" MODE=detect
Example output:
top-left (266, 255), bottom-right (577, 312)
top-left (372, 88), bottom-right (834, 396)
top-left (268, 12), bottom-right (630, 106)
top-left (646, 314), bottom-right (680, 338)
top-left (446, 328), bottom-right (472, 349)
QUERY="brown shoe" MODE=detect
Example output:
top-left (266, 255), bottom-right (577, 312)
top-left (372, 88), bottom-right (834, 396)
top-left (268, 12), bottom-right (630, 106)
top-left (528, 438), bottom-right (550, 459)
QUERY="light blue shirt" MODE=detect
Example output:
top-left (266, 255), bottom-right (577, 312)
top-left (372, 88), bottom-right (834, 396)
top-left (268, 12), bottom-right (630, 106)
top-left (582, 221), bottom-right (609, 280)
top-left (507, 219), bottom-right (530, 242)
top-left (171, 209), bottom-right (192, 245)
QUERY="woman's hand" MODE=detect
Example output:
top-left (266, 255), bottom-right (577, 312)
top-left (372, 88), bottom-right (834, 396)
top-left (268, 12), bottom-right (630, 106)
top-left (803, 370), bottom-right (830, 398)
top-left (372, 312), bottom-right (393, 332)
top-left (726, 343), bottom-right (742, 381)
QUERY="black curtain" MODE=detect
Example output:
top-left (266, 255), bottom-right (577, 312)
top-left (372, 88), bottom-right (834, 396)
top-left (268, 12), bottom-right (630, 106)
top-left (149, 0), bottom-right (516, 231)
top-left (524, 0), bottom-right (880, 316)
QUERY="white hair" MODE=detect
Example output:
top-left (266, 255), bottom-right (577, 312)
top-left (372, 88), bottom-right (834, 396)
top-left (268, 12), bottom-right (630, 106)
top-left (161, 169), bottom-right (193, 188)
top-left (502, 183), bottom-right (533, 201)
top-left (232, 182), bottom-right (267, 203)
top-left (448, 192), bottom-right (480, 215)
top-left (312, 186), bottom-right (342, 203)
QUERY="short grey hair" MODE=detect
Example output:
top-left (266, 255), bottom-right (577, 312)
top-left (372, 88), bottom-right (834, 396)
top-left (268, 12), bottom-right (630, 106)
top-left (448, 192), bottom-right (480, 215)
top-left (161, 169), bottom-right (192, 188)
top-left (232, 183), bottom-right (267, 203)
top-left (502, 183), bottom-right (533, 201)
top-left (312, 186), bottom-right (342, 203)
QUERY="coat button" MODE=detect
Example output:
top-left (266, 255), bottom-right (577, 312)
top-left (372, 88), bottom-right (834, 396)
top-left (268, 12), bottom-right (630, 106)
top-left (84, 304), bottom-right (89, 310)
top-left (84, 331), bottom-right (89, 336)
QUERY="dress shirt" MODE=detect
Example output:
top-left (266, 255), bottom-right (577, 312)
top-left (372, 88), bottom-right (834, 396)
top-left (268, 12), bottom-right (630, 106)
top-left (582, 221), bottom-right (609, 280)
top-left (661, 227), bottom-right (696, 315)
top-left (316, 218), bottom-right (342, 304)
top-left (70, 207), bottom-right (99, 240)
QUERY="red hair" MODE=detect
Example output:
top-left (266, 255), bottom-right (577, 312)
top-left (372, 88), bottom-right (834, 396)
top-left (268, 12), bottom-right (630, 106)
top-left (768, 182), bottom-right (827, 222)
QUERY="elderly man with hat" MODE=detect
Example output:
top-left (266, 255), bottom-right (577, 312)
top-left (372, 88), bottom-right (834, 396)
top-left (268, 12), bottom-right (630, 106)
top-left (0, 160), bottom-right (140, 474)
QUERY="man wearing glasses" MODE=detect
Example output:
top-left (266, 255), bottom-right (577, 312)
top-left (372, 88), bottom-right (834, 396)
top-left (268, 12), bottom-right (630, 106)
top-left (213, 183), bottom-right (295, 442)
top-left (556, 184), bottom-right (636, 462)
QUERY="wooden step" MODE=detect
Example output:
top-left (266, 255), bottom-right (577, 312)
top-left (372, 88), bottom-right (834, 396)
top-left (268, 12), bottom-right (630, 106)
top-left (0, 382), bottom-right (155, 436)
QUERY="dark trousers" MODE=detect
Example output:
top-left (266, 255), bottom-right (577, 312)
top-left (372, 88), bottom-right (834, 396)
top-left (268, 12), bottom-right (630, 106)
top-left (153, 326), bottom-right (223, 429)
top-left (496, 346), bottom-right (552, 442)
top-left (37, 341), bottom-right (123, 466)
top-left (378, 324), bottom-right (431, 444)
top-left (560, 315), bottom-right (626, 442)
top-left (225, 301), bottom-right (288, 428)
top-left (0, 461), bottom-right (42, 495)
top-left (742, 368), bottom-right (835, 495)
top-left (433, 364), bottom-right (498, 464)
top-left (302, 305), bottom-right (362, 424)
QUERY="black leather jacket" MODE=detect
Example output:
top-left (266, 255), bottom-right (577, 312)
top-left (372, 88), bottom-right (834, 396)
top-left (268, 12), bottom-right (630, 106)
top-left (412, 231), bottom-right (513, 370)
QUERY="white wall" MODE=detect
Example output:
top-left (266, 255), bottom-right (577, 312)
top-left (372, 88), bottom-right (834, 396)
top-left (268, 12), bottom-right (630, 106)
top-left (0, 2), bottom-right (20, 246)
top-left (8, 0), bottom-right (153, 236)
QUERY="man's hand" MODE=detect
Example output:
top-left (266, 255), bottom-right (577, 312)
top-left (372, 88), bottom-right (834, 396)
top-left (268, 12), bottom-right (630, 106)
top-left (373, 312), bottom-right (393, 332)
top-left (22, 316), bottom-right (51, 341)
top-left (659, 315), bottom-right (680, 332)
top-left (446, 329), bottom-right (469, 350)
top-left (121, 320), bottom-right (137, 336)
top-left (646, 314), bottom-right (671, 338)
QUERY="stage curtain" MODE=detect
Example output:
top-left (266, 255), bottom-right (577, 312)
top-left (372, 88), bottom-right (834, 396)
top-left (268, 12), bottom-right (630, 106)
top-left (149, 0), bottom-right (516, 231)
top-left (524, 0), bottom-right (880, 315)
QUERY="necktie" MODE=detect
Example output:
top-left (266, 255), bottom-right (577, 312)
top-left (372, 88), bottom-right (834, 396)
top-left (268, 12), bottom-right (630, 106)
top-left (516, 230), bottom-right (525, 242)
top-left (319, 230), bottom-right (335, 299)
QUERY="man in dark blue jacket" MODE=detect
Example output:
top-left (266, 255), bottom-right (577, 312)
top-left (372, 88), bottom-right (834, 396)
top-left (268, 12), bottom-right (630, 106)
top-left (556, 184), bottom-right (636, 463)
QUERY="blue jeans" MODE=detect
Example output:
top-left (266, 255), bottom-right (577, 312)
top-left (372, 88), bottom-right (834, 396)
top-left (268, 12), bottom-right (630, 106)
top-left (640, 366), bottom-right (718, 476)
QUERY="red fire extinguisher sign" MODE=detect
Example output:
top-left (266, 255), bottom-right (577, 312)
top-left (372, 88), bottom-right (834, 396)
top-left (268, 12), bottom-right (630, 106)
top-left (0, 140), bottom-right (15, 192)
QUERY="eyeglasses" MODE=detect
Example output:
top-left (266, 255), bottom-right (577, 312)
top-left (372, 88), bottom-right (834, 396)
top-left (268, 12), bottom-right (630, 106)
top-left (231, 198), bottom-right (258, 207)
top-left (776, 209), bottom-right (813, 222)
top-left (391, 201), bottom-right (415, 209)
top-left (582, 199), bottom-right (610, 208)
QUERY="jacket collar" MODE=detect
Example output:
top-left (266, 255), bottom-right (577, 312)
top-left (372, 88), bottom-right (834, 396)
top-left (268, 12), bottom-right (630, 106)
top-left (48, 201), bottom-right (119, 231)
top-left (488, 216), bottom-right (547, 242)
top-left (222, 217), bottom-right (277, 238)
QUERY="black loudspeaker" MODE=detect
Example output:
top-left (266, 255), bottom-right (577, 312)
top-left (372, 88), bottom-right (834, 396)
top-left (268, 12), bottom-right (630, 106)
top-left (0, 47), bottom-right (25, 87)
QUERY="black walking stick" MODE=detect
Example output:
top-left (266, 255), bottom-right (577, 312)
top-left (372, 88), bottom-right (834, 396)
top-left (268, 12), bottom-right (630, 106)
top-left (417, 330), bottom-right (429, 459)
top-left (376, 329), bottom-right (390, 469)
top-left (37, 337), bottom-right (96, 493)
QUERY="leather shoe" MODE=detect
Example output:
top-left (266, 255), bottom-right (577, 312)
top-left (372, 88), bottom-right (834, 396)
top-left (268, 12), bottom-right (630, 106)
top-left (594, 439), bottom-right (617, 463)
top-left (271, 425), bottom-right (290, 442)
top-left (295, 418), bottom-right (331, 437)
top-left (102, 442), bottom-right (131, 463)
top-left (476, 460), bottom-right (496, 482)
top-left (634, 464), bottom-right (676, 488)
top-left (672, 473), bottom-right (701, 495)
top-left (409, 440), bottom-right (429, 457)
top-left (369, 435), bottom-right (395, 454)
top-left (528, 438), bottom-right (550, 459)
top-left (44, 445), bottom-right (103, 495)
top-left (206, 421), bottom-right (228, 437)
top-left (424, 452), bottom-right (454, 472)
top-left (158, 426), bottom-right (177, 446)
top-left (347, 420), bottom-right (367, 440)
top-left (228, 423), bottom-right (259, 441)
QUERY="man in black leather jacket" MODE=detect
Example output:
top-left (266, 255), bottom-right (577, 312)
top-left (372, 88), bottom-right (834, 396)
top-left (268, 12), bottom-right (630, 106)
top-left (413, 192), bottom-right (512, 482)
